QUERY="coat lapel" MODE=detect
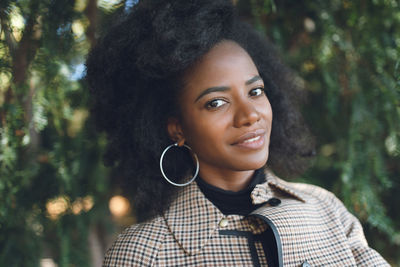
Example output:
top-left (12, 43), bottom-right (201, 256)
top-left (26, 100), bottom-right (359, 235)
top-left (163, 181), bottom-right (224, 255)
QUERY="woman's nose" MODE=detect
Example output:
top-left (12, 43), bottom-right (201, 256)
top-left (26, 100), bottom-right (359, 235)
top-left (233, 99), bottom-right (260, 127)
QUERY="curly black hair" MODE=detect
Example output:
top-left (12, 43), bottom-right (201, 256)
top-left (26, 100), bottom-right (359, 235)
top-left (86, 0), bottom-right (315, 221)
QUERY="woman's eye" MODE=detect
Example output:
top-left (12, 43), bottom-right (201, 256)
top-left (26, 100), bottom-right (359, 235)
top-left (249, 87), bottom-right (265, 97)
top-left (206, 99), bottom-right (226, 109)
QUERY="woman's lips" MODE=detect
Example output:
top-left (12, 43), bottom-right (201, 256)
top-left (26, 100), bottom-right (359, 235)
top-left (232, 129), bottom-right (266, 149)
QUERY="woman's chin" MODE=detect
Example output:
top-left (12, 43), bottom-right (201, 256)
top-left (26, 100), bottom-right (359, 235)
top-left (231, 154), bottom-right (269, 171)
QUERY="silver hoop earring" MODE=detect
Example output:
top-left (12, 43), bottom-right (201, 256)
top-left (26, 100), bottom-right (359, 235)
top-left (159, 142), bottom-right (199, 187)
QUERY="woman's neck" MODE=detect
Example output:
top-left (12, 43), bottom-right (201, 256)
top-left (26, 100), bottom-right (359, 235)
top-left (198, 165), bottom-right (255, 192)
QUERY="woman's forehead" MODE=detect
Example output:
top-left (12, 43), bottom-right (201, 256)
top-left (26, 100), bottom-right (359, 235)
top-left (182, 40), bottom-right (259, 89)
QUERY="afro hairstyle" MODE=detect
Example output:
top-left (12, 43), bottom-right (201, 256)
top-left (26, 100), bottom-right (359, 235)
top-left (86, 0), bottom-right (315, 221)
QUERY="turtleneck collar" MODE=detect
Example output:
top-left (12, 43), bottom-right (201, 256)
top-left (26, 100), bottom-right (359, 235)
top-left (196, 168), bottom-right (266, 215)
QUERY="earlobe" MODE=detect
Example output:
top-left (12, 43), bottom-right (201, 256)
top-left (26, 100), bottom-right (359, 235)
top-left (177, 139), bottom-right (185, 146)
top-left (167, 117), bottom-right (185, 145)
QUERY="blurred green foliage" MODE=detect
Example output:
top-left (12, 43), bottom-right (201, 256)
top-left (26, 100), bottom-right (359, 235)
top-left (0, 0), bottom-right (399, 266)
top-left (0, 0), bottom-right (117, 266)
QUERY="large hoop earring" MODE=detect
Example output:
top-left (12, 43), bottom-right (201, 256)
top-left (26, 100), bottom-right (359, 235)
top-left (160, 143), bottom-right (199, 187)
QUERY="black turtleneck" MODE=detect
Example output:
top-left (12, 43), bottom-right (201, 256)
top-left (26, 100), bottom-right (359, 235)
top-left (196, 168), bottom-right (266, 215)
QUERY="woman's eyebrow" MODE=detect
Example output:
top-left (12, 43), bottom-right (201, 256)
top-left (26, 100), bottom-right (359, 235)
top-left (245, 75), bottom-right (263, 85)
top-left (195, 86), bottom-right (230, 102)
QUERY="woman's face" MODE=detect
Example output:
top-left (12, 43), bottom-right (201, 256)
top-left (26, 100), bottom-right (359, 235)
top-left (168, 40), bottom-right (272, 176)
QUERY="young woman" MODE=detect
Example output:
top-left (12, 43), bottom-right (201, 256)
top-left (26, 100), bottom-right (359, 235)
top-left (86, 0), bottom-right (389, 266)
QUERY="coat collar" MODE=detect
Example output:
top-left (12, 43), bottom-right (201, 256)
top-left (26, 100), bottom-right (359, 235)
top-left (162, 169), bottom-right (307, 255)
top-left (263, 170), bottom-right (307, 203)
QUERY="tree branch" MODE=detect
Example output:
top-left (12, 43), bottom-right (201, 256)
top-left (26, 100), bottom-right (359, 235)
top-left (85, 0), bottom-right (98, 48)
top-left (12, 1), bottom-right (41, 86)
top-left (0, 12), bottom-right (17, 58)
top-left (1, 0), bottom-right (42, 128)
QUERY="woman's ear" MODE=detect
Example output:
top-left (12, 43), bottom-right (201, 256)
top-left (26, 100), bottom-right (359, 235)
top-left (167, 117), bottom-right (185, 146)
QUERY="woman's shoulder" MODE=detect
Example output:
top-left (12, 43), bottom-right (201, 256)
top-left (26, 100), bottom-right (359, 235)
top-left (287, 180), bottom-right (337, 200)
top-left (103, 216), bottom-right (167, 266)
top-left (276, 178), bottom-right (362, 228)
top-left (271, 175), bottom-right (345, 207)
top-left (116, 216), bottom-right (167, 243)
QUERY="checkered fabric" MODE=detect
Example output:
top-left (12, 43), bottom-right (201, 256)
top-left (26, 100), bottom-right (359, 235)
top-left (103, 171), bottom-right (390, 266)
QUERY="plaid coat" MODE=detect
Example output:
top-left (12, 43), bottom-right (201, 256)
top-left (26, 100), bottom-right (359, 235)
top-left (103, 171), bottom-right (389, 266)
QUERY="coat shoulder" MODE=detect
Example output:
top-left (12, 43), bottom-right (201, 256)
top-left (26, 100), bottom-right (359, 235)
top-left (103, 216), bottom-right (167, 267)
top-left (284, 179), bottom-right (341, 204)
top-left (281, 179), bottom-right (390, 266)
top-left (281, 179), bottom-right (358, 230)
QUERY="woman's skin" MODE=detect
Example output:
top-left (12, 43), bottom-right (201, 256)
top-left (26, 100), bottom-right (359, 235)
top-left (168, 40), bottom-right (273, 192)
